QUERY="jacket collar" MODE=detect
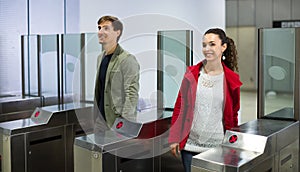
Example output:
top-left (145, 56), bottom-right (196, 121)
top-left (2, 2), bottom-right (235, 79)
top-left (103, 44), bottom-right (123, 89)
top-left (103, 44), bottom-right (123, 60)
top-left (185, 60), bottom-right (242, 89)
top-left (222, 63), bottom-right (242, 89)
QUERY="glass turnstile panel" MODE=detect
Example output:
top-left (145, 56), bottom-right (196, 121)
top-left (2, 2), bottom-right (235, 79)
top-left (157, 30), bottom-right (193, 113)
top-left (258, 28), bottom-right (300, 120)
top-left (21, 33), bottom-right (101, 104)
top-left (83, 33), bottom-right (101, 102)
top-left (66, 33), bottom-right (101, 102)
top-left (22, 35), bottom-right (39, 96)
top-left (63, 34), bottom-right (82, 97)
top-left (40, 34), bottom-right (59, 97)
top-left (22, 34), bottom-right (60, 97)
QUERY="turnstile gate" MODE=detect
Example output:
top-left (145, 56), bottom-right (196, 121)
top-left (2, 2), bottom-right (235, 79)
top-left (0, 102), bottom-right (93, 172)
top-left (74, 116), bottom-right (171, 172)
top-left (191, 116), bottom-right (299, 171)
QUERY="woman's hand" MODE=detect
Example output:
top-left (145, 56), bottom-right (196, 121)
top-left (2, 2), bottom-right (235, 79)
top-left (170, 143), bottom-right (180, 157)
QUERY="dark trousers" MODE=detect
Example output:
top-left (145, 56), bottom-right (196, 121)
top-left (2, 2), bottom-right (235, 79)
top-left (181, 150), bottom-right (199, 172)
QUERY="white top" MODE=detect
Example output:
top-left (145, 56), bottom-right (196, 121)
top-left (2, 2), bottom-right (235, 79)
top-left (184, 68), bottom-right (225, 153)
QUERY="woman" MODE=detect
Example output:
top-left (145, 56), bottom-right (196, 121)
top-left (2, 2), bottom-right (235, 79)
top-left (168, 28), bottom-right (242, 172)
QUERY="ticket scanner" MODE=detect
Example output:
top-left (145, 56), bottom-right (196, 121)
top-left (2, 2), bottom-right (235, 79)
top-left (191, 28), bottom-right (300, 171)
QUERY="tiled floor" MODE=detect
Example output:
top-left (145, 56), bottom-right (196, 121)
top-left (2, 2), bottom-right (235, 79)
top-left (239, 91), bottom-right (257, 124)
top-left (239, 90), bottom-right (294, 125)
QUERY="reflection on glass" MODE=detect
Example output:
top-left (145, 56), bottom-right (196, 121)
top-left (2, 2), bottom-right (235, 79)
top-left (22, 35), bottom-right (39, 96)
top-left (63, 34), bottom-right (82, 96)
top-left (40, 34), bottom-right (59, 97)
top-left (22, 33), bottom-right (101, 104)
top-left (261, 28), bottom-right (295, 117)
top-left (157, 30), bottom-right (193, 110)
top-left (63, 33), bottom-right (100, 102)
top-left (84, 33), bottom-right (101, 101)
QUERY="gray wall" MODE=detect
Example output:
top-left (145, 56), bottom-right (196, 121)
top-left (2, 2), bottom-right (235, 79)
top-left (225, 0), bottom-right (300, 90)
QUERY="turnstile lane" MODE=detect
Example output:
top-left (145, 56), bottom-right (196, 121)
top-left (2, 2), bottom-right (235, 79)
top-left (0, 102), bottom-right (93, 172)
top-left (74, 115), bottom-right (173, 172)
top-left (191, 117), bottom-right (299, 171)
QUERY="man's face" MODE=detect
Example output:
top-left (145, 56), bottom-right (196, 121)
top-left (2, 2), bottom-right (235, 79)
top-left (97, 21), bottom-right (120, 45)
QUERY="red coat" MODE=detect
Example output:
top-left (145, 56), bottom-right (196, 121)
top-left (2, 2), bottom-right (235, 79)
top-left (168, 61), bottom-right (242, 150)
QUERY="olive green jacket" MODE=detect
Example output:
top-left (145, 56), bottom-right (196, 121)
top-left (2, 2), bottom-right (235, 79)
top-left (94, 44), bottom-right (140, 127)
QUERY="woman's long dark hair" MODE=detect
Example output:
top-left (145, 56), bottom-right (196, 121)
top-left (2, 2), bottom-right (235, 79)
top-left (204, 28), bottom-right (239, 72)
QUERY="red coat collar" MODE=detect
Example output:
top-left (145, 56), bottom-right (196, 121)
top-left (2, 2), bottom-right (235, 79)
top-left (184, 61), bottom-right (242, 89)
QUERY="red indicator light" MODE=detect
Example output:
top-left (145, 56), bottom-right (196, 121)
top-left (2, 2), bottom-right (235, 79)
top-left (34, 111), bottom-right (40, 118)
top-left (229, 135), bottom-right (238, 143)
top-left (116, 121), bottom-right (123, 129)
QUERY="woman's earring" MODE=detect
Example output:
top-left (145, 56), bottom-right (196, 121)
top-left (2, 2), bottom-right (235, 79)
top-left (222, 55), bottom-right (226, 60)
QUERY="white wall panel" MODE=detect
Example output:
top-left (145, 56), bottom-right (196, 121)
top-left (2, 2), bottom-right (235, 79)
top-left (29, 0), bottom-right (64, 34)
top-left (0, 0), bottom-right (80, 95)
top-left (79, 0), bottom-right (226, 99)
top-left (0, 0), bottom-right (27, 94)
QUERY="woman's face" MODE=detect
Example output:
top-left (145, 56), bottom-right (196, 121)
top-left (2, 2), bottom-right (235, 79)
top-left (202, 33), bottom-right (227, 62)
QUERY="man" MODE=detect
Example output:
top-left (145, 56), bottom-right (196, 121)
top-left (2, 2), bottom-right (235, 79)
top-left (94, 15), bottom-right (140, 129)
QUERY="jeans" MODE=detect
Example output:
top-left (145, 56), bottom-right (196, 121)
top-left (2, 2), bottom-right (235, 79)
top-left (181, 150), bottom-right (199, 172)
